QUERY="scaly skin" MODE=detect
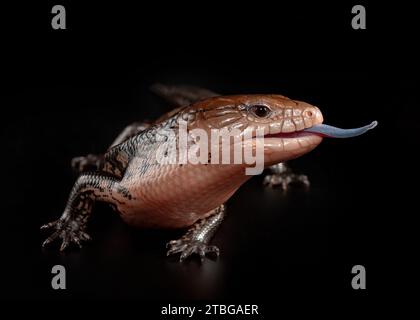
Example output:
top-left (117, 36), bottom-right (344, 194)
top-left (42, 94), bottom-right (323, 261)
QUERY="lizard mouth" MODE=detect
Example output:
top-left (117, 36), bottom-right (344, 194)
top-left (264, 121), bottom-right (378, 139)
top-left (264, 131), bottom-right (316, 139)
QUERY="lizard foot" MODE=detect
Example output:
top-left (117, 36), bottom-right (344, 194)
top-left (263, 172), bottom-right (310, 190)
top-left (263, 163), bottom-right (310, 191)
top-left (41, 217), bottom-right (91, 251)
top-left (71, 154), bottom-right (103, 173)
top-left (166, 239), bottom-right (220, 263)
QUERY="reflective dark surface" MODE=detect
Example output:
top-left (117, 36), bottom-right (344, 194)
top-left (2, 70), bottom-right (405, 299)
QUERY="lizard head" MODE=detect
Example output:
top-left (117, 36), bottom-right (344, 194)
top-left (179, 94), bottom-right (377, 170)
top-left (181, 95), bottom-right (323, 167)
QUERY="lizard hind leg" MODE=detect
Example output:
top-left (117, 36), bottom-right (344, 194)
top-left (166, 204), bottom-right (226, 263)
top-left (263, 162), bottom-right (310, 191)
top-left (41, 172), bottom-right (130, 251)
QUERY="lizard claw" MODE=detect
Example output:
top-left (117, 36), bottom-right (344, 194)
top-left (40, 220), bottom-right (59, 230)
top-left (166, 239), bottom-right (219, 263)
top-left (41, 216), bottom-right (91, 251)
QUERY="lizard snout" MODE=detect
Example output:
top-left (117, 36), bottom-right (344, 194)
top-left (301, 105), bottom-right (324, 128)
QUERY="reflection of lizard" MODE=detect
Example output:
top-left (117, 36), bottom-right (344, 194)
top-left (42, 84), bottom-right (377, 262)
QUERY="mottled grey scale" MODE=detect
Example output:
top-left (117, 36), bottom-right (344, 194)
top-left (101, 145), bottom-right (131, 178)
top-left (117, 185), bottom-right (133, 200)
top-left (167, 116), bottom-right (180, 129)
top-left (42, 172), bottom-right (131, 251)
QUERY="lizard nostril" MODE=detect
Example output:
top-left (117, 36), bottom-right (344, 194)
top-left (304, 110), bottom-right (314, 118)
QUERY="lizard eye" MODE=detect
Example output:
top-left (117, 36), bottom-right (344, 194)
top-left (249, 105), bottom-right (272, 118)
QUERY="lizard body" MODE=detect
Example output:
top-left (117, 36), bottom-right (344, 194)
top-left (42, 86), bottom-right (376, 262)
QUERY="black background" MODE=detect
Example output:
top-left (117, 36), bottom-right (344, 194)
top-left (0, 0), bottom-right (417, 315)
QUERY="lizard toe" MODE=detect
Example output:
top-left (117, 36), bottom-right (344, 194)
top-left (166, 239), bottom-right (220, 263)
top-left (40, 220), bottom-right (58, 230)
top-left (41, 217), bottom-right (91, 251)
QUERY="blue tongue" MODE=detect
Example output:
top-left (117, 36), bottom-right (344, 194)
top-left (303, 121), bottom-right (378, 138)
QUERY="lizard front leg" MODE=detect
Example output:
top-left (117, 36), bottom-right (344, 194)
top-left (263, 162), bottom-right (310, 190)
top-left (41, 173), bottom-right (130, 251)
top-left (166, 204), bottom-right (225, 263)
